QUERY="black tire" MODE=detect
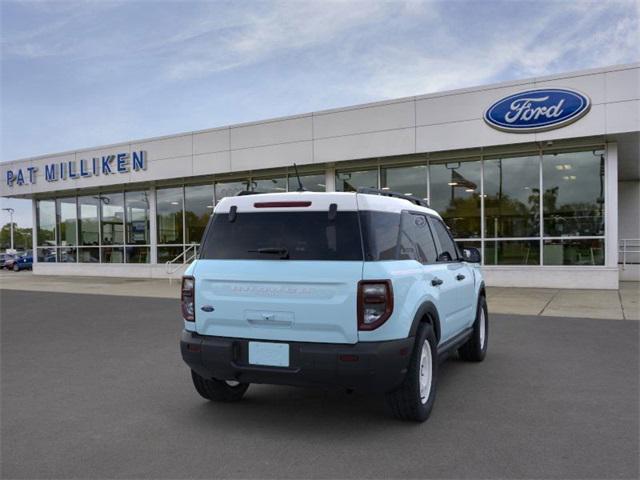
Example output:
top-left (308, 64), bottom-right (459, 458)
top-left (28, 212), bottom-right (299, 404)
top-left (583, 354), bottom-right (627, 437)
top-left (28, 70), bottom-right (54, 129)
top-left (385, 322), bottom-right (438, 422)
top-left (190, 370), bottom-right (249, 402)
top-left (459, 295), bottom-right (488, 362)
top-left (12, 264), bottom-right (19, 272)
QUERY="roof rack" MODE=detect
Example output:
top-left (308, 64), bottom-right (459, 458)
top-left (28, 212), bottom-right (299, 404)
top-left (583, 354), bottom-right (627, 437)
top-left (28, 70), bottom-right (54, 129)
top-left (357, 187), bottom-right (430, 208)
top-left (236, 190), bottom-right (268, 196)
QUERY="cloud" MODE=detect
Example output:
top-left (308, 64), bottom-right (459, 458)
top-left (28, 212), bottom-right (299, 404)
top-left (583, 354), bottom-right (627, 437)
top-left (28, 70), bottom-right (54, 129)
top-left (163, 1), bottom-right (401, 80)
top-left (1, 0), bottom-right (125, 58)
top-left (351, 0), bottom-right (639, 100)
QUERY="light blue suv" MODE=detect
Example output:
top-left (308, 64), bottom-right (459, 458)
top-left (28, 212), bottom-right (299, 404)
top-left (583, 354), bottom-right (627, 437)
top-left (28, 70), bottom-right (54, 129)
top-left (180, 188), bottom-right (488, 422)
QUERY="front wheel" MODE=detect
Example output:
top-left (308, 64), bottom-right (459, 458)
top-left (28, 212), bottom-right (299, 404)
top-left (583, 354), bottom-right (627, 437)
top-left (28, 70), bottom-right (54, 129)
top-left (190, 370), bottom-right (249, 402)
top-left (12, 264), bottom-right (19, 272)
top-left (459, 295), bottom-right (488, 362)
top-left (385, 323), bottom-right (438, 422)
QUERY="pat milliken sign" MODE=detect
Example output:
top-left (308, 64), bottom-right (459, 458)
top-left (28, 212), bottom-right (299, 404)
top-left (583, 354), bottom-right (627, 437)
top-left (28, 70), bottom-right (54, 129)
top-left (484, 88), bottom-right (591, 133)
top-left (5, 151), bottom-right (147, 187)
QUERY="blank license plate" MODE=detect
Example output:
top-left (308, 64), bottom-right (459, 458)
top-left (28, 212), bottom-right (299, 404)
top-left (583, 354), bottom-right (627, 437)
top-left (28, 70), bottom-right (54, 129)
top-left (248, 342), bottom-right (290, 367)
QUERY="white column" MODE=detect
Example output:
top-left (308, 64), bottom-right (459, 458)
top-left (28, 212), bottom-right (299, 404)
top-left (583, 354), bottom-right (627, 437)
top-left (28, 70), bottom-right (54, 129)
top-left (31, 199), bottom-right (37, 264)
top-left (605, 142), bottom-right (618, 271)
top-left (325, 164), bottom-right (336, 192)
top-left (149, 186), bottom-right (158, 264)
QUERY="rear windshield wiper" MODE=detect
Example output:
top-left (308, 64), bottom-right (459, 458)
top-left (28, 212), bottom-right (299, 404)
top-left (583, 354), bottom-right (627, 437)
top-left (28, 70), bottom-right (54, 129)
top-left (248, 247), bottom-right (290, 259)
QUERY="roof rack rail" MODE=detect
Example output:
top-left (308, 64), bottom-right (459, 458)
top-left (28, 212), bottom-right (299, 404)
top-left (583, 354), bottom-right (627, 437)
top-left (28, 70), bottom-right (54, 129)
top-left (236, 190), bottom-right (267, 196)
top-left (356, 187), bottom-right (430, 208)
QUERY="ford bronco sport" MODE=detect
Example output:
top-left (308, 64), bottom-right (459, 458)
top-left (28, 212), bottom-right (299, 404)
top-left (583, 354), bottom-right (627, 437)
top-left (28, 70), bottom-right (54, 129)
top-left (180, 189), bottom-right (487, 422)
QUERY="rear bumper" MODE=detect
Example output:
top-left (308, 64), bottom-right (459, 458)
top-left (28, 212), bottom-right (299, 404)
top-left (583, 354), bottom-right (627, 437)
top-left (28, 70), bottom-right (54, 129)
top-left (180, 330), bottom-right (414, 393)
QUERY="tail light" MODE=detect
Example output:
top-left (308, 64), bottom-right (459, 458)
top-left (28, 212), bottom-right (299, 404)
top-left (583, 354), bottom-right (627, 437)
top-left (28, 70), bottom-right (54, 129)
top-left (181, 276), bottom-right (195, 322)
top-left (357, 280), bottom-right (393, 330)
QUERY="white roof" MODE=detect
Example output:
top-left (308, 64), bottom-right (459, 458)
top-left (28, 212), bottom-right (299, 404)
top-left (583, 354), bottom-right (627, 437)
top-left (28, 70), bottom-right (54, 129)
top-left (214, 191), bottom-right (440, 217)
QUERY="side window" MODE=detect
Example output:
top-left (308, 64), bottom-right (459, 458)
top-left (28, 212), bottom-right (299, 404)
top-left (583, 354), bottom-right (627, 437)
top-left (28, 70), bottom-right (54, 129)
top-left (398, 212), bottom-right (437, 264)
top-left (417, 217), bottom-right (438, 263)
top-left (360, 211), bottom-right (401, 261)
top-left (428, 217), bottom-right (459, 262)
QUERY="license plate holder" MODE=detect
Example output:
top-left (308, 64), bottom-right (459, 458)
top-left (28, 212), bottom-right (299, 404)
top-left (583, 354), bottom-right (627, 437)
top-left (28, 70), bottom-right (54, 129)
top-left (248, 341), bottom-right (290, 367)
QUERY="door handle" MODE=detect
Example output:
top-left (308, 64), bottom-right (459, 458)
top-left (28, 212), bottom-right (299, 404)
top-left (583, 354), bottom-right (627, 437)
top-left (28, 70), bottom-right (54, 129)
top-left (456, 274), bottom-right (465, 281)
top-left (431, 277), bottom-right (443, 287)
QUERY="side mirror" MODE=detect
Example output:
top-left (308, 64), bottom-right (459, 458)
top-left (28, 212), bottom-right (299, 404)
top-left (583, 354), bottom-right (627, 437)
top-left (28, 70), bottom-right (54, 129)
top-left (462, 247), bottom-right (481, 263)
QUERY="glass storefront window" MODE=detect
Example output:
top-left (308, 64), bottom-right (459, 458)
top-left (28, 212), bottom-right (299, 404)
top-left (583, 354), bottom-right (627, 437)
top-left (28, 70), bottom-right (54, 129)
top-left (484, 155), bottom-right (540, 238)
top-left (542, 150), bottom-right (605, 237)
top-left (37, 246), bottom-right (56, 262)
top-left (126, 246), bottom-right (150, 264)
top-left (335, 169), bottom-right (378, 192)
top-left (484, 240), bottom-right (540, 265)
top-left (156, 187), bottom-right (183, 244)
top-left (185, 184), bottom-right (214, 245)
top-left (36, 200), bottom-right (56, 246)
top-left (158, 246), bottom-right (184, 264)
top-left (78, 196), bottom-right (100, 246)
top-left (100, 193), bottom-right (124, 245)
top-left (125, 191), bottom-right (150, 245)
top-left (253, 177), bottom-right (287, 194)
top-left (56, 198), bottom-right (77, 246)
top-left (215, 181), bottom-right (246, 204)
top-left (58, 247), bottom-right (77, 263)
top-left (429, 160), bottom-right (481, 238)
top-left (288, 173), bottom-right (326, 192)
top-left (101, 246), bottom-right (124, 263)
top-left (543, 238), bottom-right (604, 265)
top-left (28, 149), bottom-right (610, 268)
top-left (381, 165), bottom-right (428, 199)
top-left (78, 247), bottom-right (100, 263)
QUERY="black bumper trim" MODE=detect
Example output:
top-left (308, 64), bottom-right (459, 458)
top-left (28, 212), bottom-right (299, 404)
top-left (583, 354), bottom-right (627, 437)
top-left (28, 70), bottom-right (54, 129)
top-left (181, 331), bottom-right (414, 393)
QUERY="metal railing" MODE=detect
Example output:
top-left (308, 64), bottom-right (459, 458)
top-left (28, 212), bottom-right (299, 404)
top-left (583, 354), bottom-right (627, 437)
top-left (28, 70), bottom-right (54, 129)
top-left (619, 238), bottom-right (640, 269)
top-left (166, 244), bottom-right (199, 280)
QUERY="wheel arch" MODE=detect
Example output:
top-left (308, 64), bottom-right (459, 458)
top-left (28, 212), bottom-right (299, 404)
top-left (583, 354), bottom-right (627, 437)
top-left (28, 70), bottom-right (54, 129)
top-left (478, 281), bottom-right (486, 299)
top-left (409, 301), bottom-right (442, 344)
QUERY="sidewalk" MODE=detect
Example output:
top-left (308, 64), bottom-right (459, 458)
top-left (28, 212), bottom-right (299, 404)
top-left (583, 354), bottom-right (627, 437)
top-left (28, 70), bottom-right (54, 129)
top-left (1, 271), bottom-right (638, 320)
top-left (487, 283), bottom-right (639, 320)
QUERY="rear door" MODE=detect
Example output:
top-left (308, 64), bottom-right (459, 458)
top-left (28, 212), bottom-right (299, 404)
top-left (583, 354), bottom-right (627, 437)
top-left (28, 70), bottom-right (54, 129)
top-left (427, 216), bottom-right (475, 336)
top-left (193, 194), bottom-right (363, 344)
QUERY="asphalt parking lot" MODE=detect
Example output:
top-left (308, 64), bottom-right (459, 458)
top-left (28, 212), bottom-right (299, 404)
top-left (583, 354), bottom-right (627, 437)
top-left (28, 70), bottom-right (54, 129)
top-left (1, 290), bottom-right (638, 479)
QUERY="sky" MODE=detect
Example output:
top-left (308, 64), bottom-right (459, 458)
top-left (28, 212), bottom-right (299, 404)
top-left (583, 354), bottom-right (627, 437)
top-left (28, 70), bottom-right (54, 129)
top-left (1, 0), bottom-right (639, 228)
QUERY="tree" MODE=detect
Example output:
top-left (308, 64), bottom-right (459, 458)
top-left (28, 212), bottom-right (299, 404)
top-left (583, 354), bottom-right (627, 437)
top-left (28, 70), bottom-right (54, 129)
top-left (0, 223), bottom-right (32, 251)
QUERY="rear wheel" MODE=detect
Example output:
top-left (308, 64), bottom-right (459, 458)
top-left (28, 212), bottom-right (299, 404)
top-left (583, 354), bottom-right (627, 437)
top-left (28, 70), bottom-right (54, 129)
top-left (459, 295), bottom-right (488, 362)
top-left (190, 370), bottom-right (249, 402)
top-left (385, 322), bottom-right (438, 422)
top-left (12, 264), bottom-right (19, 272)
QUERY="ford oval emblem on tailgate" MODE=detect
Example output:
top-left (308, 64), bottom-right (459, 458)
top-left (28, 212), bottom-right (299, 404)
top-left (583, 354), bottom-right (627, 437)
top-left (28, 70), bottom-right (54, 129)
top-left (201, 305), bottom-right (215, 312)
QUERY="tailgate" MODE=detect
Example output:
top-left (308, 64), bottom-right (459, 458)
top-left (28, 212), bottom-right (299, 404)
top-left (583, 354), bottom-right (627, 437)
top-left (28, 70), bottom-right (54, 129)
top-left (194, 260), bottom-right (362, 344)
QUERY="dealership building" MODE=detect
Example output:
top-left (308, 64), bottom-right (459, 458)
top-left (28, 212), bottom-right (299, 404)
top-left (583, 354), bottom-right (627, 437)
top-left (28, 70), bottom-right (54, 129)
top-left (1, 63), bottom-right (638, 289)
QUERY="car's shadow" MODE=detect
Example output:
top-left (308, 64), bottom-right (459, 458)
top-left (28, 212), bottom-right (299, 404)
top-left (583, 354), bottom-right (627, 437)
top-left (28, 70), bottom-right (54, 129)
top-left (179, 354), bottom-right (471, 434)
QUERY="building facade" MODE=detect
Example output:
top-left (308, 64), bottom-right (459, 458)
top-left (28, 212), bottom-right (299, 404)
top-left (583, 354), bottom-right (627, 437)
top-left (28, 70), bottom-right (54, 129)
top-left (2, 63), bottom-right (639, 288)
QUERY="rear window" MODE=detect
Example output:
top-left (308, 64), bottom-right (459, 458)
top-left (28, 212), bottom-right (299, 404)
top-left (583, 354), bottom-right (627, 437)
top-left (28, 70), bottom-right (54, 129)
top-left (200, 211), bottom-right (363, 261)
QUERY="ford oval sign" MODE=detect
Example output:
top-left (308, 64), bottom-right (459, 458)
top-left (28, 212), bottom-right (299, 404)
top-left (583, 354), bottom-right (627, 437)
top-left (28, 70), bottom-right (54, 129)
top-left (484, 88), bottom-right (591, 133)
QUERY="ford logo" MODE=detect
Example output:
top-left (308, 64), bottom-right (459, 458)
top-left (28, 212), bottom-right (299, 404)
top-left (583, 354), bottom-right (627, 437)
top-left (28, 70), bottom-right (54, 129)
top-left (484, 88), bottom-right (591, 133)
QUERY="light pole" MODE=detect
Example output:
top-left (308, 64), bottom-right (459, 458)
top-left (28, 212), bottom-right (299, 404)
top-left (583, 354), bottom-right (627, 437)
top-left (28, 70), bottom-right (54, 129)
top-left (2, 207), bottom-right (15, 251)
